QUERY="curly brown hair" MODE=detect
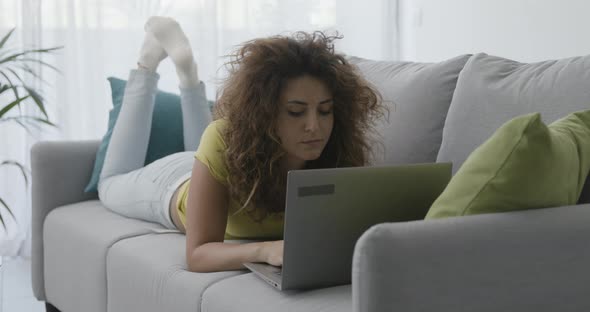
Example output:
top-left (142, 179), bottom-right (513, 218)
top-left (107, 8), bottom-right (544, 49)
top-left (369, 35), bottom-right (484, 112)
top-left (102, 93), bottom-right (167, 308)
top-left (213, 30), bottom-right (386, 222)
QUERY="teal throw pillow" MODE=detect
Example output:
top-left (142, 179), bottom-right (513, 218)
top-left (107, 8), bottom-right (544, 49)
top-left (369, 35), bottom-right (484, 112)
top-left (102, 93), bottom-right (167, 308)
top-left (84, 77), bottom-right (214, 193)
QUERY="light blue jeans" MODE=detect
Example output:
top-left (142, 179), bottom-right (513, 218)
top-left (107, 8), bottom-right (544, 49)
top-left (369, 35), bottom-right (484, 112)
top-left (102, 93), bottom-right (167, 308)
top-left (97, 69), bottom-right (211, 229)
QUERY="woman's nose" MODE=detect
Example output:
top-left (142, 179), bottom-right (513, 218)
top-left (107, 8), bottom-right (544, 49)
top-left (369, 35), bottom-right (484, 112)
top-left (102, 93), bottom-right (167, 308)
top-left (305, 112), bottom-right (320, 132)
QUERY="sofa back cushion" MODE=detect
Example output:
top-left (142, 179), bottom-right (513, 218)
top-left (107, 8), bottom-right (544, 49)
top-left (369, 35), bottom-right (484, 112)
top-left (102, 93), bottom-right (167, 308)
top-left (348, 55), bottom-right (471, 165)
top-left (437, 53), bottom-right (590, 203)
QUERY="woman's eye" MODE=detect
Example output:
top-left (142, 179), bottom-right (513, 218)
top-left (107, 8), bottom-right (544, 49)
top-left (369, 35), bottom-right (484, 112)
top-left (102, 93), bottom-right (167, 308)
top-left (288, 111), bottom-right (304, 117)
top-left (287, 109), bottom-right (332, 117)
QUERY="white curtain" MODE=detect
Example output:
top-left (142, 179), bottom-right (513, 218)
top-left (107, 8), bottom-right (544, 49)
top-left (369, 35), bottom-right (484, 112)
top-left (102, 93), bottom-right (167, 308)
top-left (0, 0), bottom-right (400, 258)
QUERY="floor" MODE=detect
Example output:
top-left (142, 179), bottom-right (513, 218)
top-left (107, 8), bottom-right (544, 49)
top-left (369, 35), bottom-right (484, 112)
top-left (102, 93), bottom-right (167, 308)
top-left (1, 257), bottom-right (45, 312)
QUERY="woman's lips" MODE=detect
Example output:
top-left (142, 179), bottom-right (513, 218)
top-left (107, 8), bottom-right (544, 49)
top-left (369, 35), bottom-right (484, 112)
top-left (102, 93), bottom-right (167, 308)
top-left (301, 139), bottom-right (323, 146)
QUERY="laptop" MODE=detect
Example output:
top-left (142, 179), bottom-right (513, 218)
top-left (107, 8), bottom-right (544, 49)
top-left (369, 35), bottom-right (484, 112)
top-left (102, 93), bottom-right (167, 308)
top-left (243, 162), bottom-right (452, 291)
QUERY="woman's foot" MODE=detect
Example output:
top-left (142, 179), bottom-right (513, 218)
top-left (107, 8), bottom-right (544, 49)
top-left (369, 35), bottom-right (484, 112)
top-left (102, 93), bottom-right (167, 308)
top-left (145, 16), bottom-right (200, 88)
top-left (137, 32), bottom-right (167, 72)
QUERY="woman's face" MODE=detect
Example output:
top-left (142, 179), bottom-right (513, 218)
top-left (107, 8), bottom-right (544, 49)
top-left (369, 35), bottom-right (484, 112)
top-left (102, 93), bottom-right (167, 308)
top-left (276, 74), bottom-right (334, 170)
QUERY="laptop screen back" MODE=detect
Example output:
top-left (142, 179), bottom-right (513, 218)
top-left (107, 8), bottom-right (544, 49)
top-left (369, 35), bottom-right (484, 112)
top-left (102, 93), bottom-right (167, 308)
top-left (280, 162), bottom-right (452, 290)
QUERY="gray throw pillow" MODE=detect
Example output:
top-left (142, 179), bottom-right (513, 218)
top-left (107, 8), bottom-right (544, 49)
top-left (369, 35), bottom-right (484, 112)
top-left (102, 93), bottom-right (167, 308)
top-left (436, 52), bottom-right (590, 203)
top-left (348, 54), bottom-right (471, 165)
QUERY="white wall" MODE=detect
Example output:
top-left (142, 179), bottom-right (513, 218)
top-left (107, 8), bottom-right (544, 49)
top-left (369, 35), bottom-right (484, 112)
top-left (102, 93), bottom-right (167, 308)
top-left (400, 0), bottom-right (590, 62)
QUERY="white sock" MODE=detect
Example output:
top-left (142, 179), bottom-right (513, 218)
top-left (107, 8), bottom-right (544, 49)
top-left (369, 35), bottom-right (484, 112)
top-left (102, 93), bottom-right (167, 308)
top-left (145, 16), bottom-right (200, 88)
top-left (137, 32), bottom-right (167, 72)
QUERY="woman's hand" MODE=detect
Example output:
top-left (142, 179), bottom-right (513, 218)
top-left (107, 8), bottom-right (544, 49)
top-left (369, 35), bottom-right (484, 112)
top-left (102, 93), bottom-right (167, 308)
top-left (261, 240), bottom-right (283, 266)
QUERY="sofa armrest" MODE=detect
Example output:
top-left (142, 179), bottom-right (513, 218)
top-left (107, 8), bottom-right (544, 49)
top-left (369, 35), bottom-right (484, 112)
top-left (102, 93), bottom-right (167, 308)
top-left (30, 140), bottom-right (101, 301)
top-left (352, 204), bottom-right (590, 312)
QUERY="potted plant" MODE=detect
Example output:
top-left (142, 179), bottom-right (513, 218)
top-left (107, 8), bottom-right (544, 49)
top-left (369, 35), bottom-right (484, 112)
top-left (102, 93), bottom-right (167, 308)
top-left (0, 27), bottom-right (62, 231)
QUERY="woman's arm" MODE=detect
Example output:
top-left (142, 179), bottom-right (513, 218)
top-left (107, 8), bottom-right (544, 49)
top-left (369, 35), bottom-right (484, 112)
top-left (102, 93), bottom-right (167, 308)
top-left (185, 159), bottom-right (275, 272)
top-left (187, 241), bottom-right (269, 273)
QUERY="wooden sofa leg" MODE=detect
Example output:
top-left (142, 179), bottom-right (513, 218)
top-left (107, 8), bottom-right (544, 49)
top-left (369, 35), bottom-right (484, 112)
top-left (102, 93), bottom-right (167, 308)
top-left (46, 302), bottom-right (61, 312)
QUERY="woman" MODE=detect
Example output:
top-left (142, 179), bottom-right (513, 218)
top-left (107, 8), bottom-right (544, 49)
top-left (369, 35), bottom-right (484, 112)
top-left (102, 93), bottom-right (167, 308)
top-left (98, 16), bottom-right (385, 273)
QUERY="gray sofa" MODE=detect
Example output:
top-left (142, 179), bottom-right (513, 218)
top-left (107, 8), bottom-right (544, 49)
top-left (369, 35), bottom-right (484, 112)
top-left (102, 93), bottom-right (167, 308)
top-left (31, 52), bottom-right (590, 312)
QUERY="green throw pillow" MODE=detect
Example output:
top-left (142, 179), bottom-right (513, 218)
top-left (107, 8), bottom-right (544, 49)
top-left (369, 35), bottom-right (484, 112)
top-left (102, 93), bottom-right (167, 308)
top-left (84, 77), bottom-right (215, 193)
top-left (426, 109), bottom-right (590, 219)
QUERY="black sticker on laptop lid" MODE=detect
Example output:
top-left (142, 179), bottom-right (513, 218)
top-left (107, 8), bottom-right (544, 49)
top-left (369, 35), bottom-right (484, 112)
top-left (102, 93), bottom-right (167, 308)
top-left (298, 184), bottom-right (335, 197)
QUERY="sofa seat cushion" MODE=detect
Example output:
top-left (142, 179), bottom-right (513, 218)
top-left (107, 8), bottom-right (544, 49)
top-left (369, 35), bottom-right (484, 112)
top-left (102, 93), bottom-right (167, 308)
top-left (43, 200), bottom-right (166, 312)
top-left (201, 273), bottom-right (351, 312)
top-left (106, 233), bottom-right (252, 312)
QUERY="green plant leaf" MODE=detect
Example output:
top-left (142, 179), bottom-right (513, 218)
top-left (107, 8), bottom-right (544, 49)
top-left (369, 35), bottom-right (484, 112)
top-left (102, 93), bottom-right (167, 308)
top-left (0, 95), bottom-right (29, 118)
top-left (9, 63), bottom-right (37, 78)
top-left (25, 119), bottom-right (46, 134)
top-left (0, 68), bottom-right (21, 100)
top-left (1, 67), bottom-right (50, 119)
top-left (0, 46), bottom-right (17, 60)
top-left (0, 27), bottom-right (61, 229)
top-left (0, 160), bottom-right (30, 189)
top-left (0, 84), bottom-right (19, 96)
top-left (5, 66), bottom-right (52, 120)
top-left (0, 46), bottom-right (63, 65)
top-left (13, 118), bottom-right (37, 137)
top-left (0, 115), bottom-right (57, 128)
top-left (0, 101), bottom-right (57, 135)
top-left (3, 66), bottom-right (26, 84)
top-left (22, 86), bottom-right (49, 119)
top-left (0, 196), bottom-right (17, 229)
top-left (8, 63), bottom-right (51, 88)
top-left (7, 64), bottom-right (49, 91)
top-left (0, 85), bottom-right (23, 116)
top-left (16, 63), bottom-right (50, 86)
top-left (18, 57), bottom-right (62, 74)
top-left (0, 28), bottom-right (15, 49)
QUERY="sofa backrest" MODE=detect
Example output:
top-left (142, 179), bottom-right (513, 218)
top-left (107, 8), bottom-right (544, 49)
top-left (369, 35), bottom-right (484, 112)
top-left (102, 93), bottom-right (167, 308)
top-left (436, 53), bottom-right (590, 204)
top-left (348, 55), bottom-right (471, 165)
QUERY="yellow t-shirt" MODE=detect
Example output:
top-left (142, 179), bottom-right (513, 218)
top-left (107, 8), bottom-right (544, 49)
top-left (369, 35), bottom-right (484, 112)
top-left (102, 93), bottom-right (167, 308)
top-left (175, 119), bottom-right (284, 240)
